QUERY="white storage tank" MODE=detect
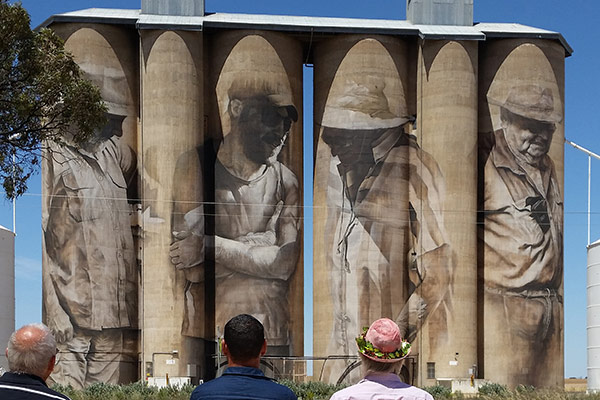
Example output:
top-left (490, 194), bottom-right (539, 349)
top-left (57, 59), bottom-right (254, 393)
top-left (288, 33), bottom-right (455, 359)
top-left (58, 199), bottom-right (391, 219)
top-left (0, 224), bottom-right (15, 371)
top-left (588, 239), bottom-right (600, 392)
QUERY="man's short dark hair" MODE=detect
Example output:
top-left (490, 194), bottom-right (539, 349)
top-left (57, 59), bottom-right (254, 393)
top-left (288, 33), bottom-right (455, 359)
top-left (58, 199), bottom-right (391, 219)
top-left (224, 314), bottom-right (265, 362)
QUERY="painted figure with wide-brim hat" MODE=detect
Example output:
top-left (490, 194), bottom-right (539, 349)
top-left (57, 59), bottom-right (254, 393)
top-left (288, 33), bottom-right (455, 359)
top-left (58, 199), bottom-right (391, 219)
top-left (317, 37), bottom-right (453, 385)
top-left (481, 81), bottom-right (563, 387)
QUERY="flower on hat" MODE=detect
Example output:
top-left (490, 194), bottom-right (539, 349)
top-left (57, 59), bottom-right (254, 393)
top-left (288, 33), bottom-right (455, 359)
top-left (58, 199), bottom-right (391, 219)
top-left (355, 318), bottom-right (411, 363)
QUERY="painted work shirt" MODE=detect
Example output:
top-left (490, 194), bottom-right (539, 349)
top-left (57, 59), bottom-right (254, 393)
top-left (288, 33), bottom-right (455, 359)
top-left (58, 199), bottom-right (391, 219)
top-left (330, 372), bottom-right (433, 400)
top-left (482, 130), bottom-right (563, 292)
top-left (171, 145), bottom-right (300, 344)
top-left (43, 138), bottom-right (138, 330)
top-left (325, 128), bottom-right (452, 357)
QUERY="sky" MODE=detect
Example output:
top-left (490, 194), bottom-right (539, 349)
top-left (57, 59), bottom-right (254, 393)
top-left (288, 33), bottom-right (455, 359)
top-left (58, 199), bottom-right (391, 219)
top-left (4, 0), bottom-right (600, 380)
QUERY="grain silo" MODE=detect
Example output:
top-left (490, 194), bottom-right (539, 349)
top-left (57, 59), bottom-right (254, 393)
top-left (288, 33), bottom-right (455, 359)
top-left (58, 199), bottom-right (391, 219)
top-left (588, 240), bottom-right (600, 392)
top-left (0, 225), bottom-right (15, 371)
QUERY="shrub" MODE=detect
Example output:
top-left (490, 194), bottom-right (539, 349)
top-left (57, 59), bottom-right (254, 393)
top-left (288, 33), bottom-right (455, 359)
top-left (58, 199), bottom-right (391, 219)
top-left (279, 379), bottom-right (347, 399)
top-left (423, 384), bottom-right (452, 399)
top-left (50, 383), bottom-right (78, 399)
top-left (514, 384), bottom-right (536, 394)
top-left (478, 382), bottom-right (509, 396)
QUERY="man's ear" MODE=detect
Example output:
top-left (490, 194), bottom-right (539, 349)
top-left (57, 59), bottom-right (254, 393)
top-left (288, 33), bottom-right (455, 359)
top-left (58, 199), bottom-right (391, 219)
top-left (229, 99), bottom-right (243, 119)
top-left (42, 355), bottom-right (56, 381)
top-left (222, 339), bottom-right (230, 357)
top-left (5, 348), bottom-right (8, 358)
top-left (260, 339), bottom-right (267, 357)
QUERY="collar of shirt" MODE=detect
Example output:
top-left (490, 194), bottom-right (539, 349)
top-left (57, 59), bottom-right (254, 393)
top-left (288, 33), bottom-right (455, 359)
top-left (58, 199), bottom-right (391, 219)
top-left (371, 127), bottom-right (403, 164)
top-left (361, 371), bottom-right (409, 388)
top-left (0, 372), bottom-right (48, 387)
top-left (222, 366), bottom-right (273, 380)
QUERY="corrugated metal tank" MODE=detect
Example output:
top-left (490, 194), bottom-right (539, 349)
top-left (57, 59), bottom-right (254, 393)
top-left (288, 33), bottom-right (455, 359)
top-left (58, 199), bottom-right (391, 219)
top-left (588, 239), bottom-right (600, 392)
top-left (407, 0), bottom-right (473, 26)
top-left (0, 225), bottom-right (15, 371)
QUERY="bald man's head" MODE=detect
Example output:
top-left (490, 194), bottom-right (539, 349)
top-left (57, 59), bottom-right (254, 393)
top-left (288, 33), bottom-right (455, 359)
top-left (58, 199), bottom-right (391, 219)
top-left (6, 323), bottom-right (57, 380)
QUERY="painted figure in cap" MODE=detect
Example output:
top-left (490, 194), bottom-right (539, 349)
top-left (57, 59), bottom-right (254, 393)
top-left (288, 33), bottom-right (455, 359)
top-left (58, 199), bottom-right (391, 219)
top-left (42, 47), bottom-right (139, 388)
top-left (330, 318), bottom-right (432, 400)
top-left (170, 77), bottom-right (300, 355)
top-left (481, 84), bottom-right (563, 387)
top-left (319, 38), bottom-right (453, 383)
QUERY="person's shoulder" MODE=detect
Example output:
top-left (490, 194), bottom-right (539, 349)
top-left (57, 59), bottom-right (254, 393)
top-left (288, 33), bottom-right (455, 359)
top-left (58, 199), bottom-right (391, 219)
top-left (190, 376), bottom-right (225, 398)
top-left (271, 162), bottom-right (299, 192)
top-left (49, 388), bottom-right (72, 400)
top-left (0, 374), bottom-right (71, 400)
top-left (405, 385), bottom-right (434, 400)
top-left (264, 380), bottom-right (297, 399)
top-left (190, 376), bottom-right (296, 400)
top-left (328, 381), bottom-right (373, 400)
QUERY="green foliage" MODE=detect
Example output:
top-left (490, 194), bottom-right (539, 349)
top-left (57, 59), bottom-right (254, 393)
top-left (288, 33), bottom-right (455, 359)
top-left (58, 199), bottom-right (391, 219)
top-left (423, 384), bottom-right (453, 399)
top-left (49, 380), bottom-right (600, 400)
top-left (0, 0), bottom-right (106, 198)
top-left (51, 380), bottom-right (345, 400)
top-left (478, 382), bottom-right (510, 397)
top-left (50, 383), bottom-right (78, 399)
top-left (51, 381), bottom-right (194, 400)
top-left (514, 384), bottom-right (536, 394)
top-left (279, 379), bottom-right (347, 399)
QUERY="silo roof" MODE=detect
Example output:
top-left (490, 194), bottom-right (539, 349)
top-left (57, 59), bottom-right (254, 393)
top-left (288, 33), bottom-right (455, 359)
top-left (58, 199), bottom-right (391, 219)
top-left (589, 238), bottom-right (600, 250)
top-left (0, 225), bottom-right (15, 235)
top-left (37, 9), bottom-right (572, 56)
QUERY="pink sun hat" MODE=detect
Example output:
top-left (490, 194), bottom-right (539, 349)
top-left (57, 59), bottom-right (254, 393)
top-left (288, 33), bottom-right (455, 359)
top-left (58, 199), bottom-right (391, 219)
top-left (356, 318), bottom-right (411, 363)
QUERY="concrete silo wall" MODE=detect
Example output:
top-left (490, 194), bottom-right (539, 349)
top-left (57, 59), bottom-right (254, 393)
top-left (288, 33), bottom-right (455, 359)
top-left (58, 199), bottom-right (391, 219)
top-left (313, 35), bottom-right (457, 385)
top-left (42, 23), bottom-right (141, 387)
top-left (0, 226), bottom-right (15, 371)
top-left (588, 241), bottom-right (600, 392)
top-left (203, 30), bottom-right (304, 358)
top-left (140, 29), bottom-right (205, 380)
top-left (39, 14), bottom-right (567, 387)
top-left (478, 38), bottom-right (565, 388)
top-left (417, 39), bottom-right (478, 384)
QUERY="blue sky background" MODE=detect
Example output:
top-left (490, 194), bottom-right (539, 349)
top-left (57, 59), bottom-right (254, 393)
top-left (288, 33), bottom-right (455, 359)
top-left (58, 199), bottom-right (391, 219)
top-left (5, 0), bottom-right (599, 379)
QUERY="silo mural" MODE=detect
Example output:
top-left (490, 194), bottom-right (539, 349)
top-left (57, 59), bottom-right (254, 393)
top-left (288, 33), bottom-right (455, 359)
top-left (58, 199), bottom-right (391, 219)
top-left (38, 6), bottom-right (570, 388)
top-left (313, 36), bottom-right (454, 383)
top-left (417, 39), bottom-right (478, 383)
top-left (479, 39), bottom-right (565, 388)
top-left (42, 24), bottom-right (140, 388)
top-left (140, 29), bottom-right (204, 380)
top-left (168, 31), bottom-right (304, 356)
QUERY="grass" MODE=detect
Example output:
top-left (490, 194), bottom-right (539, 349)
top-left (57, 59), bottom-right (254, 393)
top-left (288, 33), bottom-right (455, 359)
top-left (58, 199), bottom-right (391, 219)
top-left (423, 383), bottom-right (600, 400)
top-left (50, 381), bottom-right (600, 400)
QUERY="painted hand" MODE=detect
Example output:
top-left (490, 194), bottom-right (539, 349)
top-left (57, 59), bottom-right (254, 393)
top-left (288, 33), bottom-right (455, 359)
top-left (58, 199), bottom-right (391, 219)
top-left (170, 231), bottom-right (205, 269)
top-left (47, 307), bottom-right (74, 344)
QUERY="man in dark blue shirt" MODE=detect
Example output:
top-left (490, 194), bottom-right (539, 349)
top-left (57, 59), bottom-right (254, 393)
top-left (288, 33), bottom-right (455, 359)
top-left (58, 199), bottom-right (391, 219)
top-left (190, 314), bottom-right (296, 400)
top-left (0, 324), bottom-right (70, 400)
